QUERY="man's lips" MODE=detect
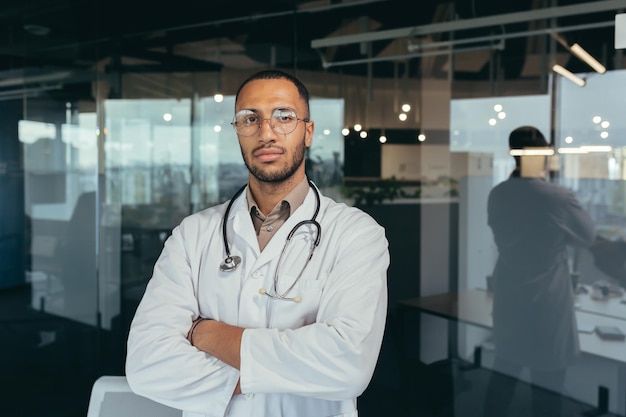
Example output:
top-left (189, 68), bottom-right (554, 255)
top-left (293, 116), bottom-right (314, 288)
top-left (253, 147), bottom-right (284, 162)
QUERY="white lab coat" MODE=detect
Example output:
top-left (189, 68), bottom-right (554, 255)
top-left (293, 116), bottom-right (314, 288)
top-left (126, 185), bottom-right (390, 417)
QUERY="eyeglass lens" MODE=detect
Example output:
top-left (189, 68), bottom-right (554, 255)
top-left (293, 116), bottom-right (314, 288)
top-left (233, 108), bottom-right (301, 136)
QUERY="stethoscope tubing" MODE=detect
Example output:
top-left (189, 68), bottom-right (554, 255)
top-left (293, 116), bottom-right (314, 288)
top-left (220, 180), bottom-right (322, 302)
top-left (221, 184), bottom-right (247, 268)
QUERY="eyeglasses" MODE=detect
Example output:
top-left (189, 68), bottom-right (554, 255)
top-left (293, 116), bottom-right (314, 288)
top-left (231, 108), bottom-right (309, 137)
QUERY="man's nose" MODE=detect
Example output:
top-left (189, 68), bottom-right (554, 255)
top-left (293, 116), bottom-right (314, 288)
top-left (258, 118), bottom-right (277, 139)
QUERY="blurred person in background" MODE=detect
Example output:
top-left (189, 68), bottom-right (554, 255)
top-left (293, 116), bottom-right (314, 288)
top-left (483, 126), bottom-right (595, 416)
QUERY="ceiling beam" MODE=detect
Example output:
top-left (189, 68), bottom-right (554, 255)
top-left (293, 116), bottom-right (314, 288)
top-left (311, 0), bottom-right (626, 49)
top-left (316, 19), bottom-right (615, 69)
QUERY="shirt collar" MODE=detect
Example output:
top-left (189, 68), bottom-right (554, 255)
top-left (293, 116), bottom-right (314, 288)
top-left (246, 177), bottom-right (310, 218)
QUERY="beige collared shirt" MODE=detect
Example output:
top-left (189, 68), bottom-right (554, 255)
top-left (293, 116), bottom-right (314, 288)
top-left (246, 178), bottom-right (309, 251)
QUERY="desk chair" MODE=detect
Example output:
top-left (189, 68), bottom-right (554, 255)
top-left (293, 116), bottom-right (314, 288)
top-left (87, 376), bottom-right (181, 417)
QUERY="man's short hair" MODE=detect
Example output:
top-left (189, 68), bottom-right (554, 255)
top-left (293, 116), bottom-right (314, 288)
top-left (235, 69), bottom-right (310, 117)
top-left (509, 126), bottom-right (548, 149)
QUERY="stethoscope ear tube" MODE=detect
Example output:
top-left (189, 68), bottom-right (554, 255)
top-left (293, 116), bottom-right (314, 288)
top-left (220, 184), bottom-right (247, 272)
top-left (286, 219), bottom-right (322, 248)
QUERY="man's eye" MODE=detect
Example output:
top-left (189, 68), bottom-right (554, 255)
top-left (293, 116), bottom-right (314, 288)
top-left (242, 115), bottom-right (259, 125)
top-left (274, 111), bottom-right (296, 123)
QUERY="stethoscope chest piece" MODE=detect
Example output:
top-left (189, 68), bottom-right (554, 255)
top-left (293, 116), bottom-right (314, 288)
top-left (220, 255), bottom-right (242, 272)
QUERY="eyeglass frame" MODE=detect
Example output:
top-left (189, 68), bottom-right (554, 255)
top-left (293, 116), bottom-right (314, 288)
top-left (230, 107), bottom-right (310, 137)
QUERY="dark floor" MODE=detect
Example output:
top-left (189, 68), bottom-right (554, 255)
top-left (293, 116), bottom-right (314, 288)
top-left (1, 284), bottom-right (624, 417)
top-left (0, 284), bottom-right (126, 417)
top-left (359, 360), bottom-right (623, 417)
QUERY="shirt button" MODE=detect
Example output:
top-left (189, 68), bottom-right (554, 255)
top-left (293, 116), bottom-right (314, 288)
top-left (266, 225), bottom-right (274, 232)
top-left (244, 393), bottom-right (254, 400)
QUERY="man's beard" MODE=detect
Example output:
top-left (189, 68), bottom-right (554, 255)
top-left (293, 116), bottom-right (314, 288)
top-left (242, 136), bottom-right (307, 183)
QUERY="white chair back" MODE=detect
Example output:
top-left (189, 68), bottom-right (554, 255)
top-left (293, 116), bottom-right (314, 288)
top-left (87, 375), bottom-right (182, 417)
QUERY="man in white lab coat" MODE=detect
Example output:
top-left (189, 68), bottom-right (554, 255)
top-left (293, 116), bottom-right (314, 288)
top-left (125, 69), bottom-right (390, 417)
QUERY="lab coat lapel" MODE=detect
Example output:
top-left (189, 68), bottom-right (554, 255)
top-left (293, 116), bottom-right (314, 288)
top-left (230, 191), bottom-right (260, 258)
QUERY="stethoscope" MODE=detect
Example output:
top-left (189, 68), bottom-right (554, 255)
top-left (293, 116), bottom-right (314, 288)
top-left (220, 180), bottom-right (322, 303)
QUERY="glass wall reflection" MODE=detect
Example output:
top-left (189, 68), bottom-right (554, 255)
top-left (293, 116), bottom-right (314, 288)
top-left (446, 70), bottom-right (626, 416)
top-left (0, 13), bottom-right (621, 417)
top-left (23, 113), bottom-right (100, 327)
top-left (103, 95), bottom-right (345, 333)
top-left (1, 99), bottom-right (103, 416)
top-left (1, 92), bottom-right (344, 417)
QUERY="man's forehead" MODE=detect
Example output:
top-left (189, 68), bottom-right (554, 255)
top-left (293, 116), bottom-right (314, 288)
top-left (237, 79), bottom-right (301, 105)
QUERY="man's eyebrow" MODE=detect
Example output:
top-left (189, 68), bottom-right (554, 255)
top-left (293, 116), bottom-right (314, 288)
top-left (235, 107), bottom-right (298, 116)
top-left (234, 108), bottom-right (257, 115)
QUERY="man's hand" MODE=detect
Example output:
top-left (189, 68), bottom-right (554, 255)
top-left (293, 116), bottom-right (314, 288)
top-left (186, 317), bottom-right (244, 371)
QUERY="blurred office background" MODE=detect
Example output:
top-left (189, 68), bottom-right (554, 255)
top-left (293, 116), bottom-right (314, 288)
top-left (1, 0), bottom-right (626, 416)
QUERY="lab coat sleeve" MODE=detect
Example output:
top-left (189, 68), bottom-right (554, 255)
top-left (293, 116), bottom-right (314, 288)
top-left (125, 214), bottom-right (239, 417)
top-left (239, 208), bottom-right (389, 400)
top-left (557, 187), bottom-right (596, 247)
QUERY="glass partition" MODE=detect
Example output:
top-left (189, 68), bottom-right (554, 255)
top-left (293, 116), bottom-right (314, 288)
top-left (445, 70), bottom-right (626, 416)
top-left (24, 112), bottom-right (100, 326)
top-left (103, 95), bottom-right (345, 334)
top-left (556, 69), bottom-right (626, 235)
top-left (0, 98), bottom-right (103, 416)
top-left (1, 91), bottom-right (345, 416)
top-left (451, 94), bottom-right (551, 292)
top-left (0, 4), bottom-right (623, 416)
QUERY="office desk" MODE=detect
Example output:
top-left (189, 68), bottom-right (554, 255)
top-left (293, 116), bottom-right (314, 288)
top-left (575, 284), bottom-right (626, 321)
top-left (398, 288), bottom-right (493, 329)
top-left (398, 289), bottom-right (626, 414)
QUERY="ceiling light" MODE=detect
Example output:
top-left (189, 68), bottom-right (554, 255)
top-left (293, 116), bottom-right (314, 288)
top-left (580, 145), bottom-right (612, 152)
top-left (570, 43), bottom-right (606, 74)
top-left (558, 147), bottom-right (588, 154)
top-left (552, 64), bottom-right (585, 87)
top-left (509, 148), bottom-right (555, 156)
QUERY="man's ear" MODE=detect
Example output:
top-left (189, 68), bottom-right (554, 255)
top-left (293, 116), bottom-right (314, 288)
top-left (305, 121), bottom-right (314, 147)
